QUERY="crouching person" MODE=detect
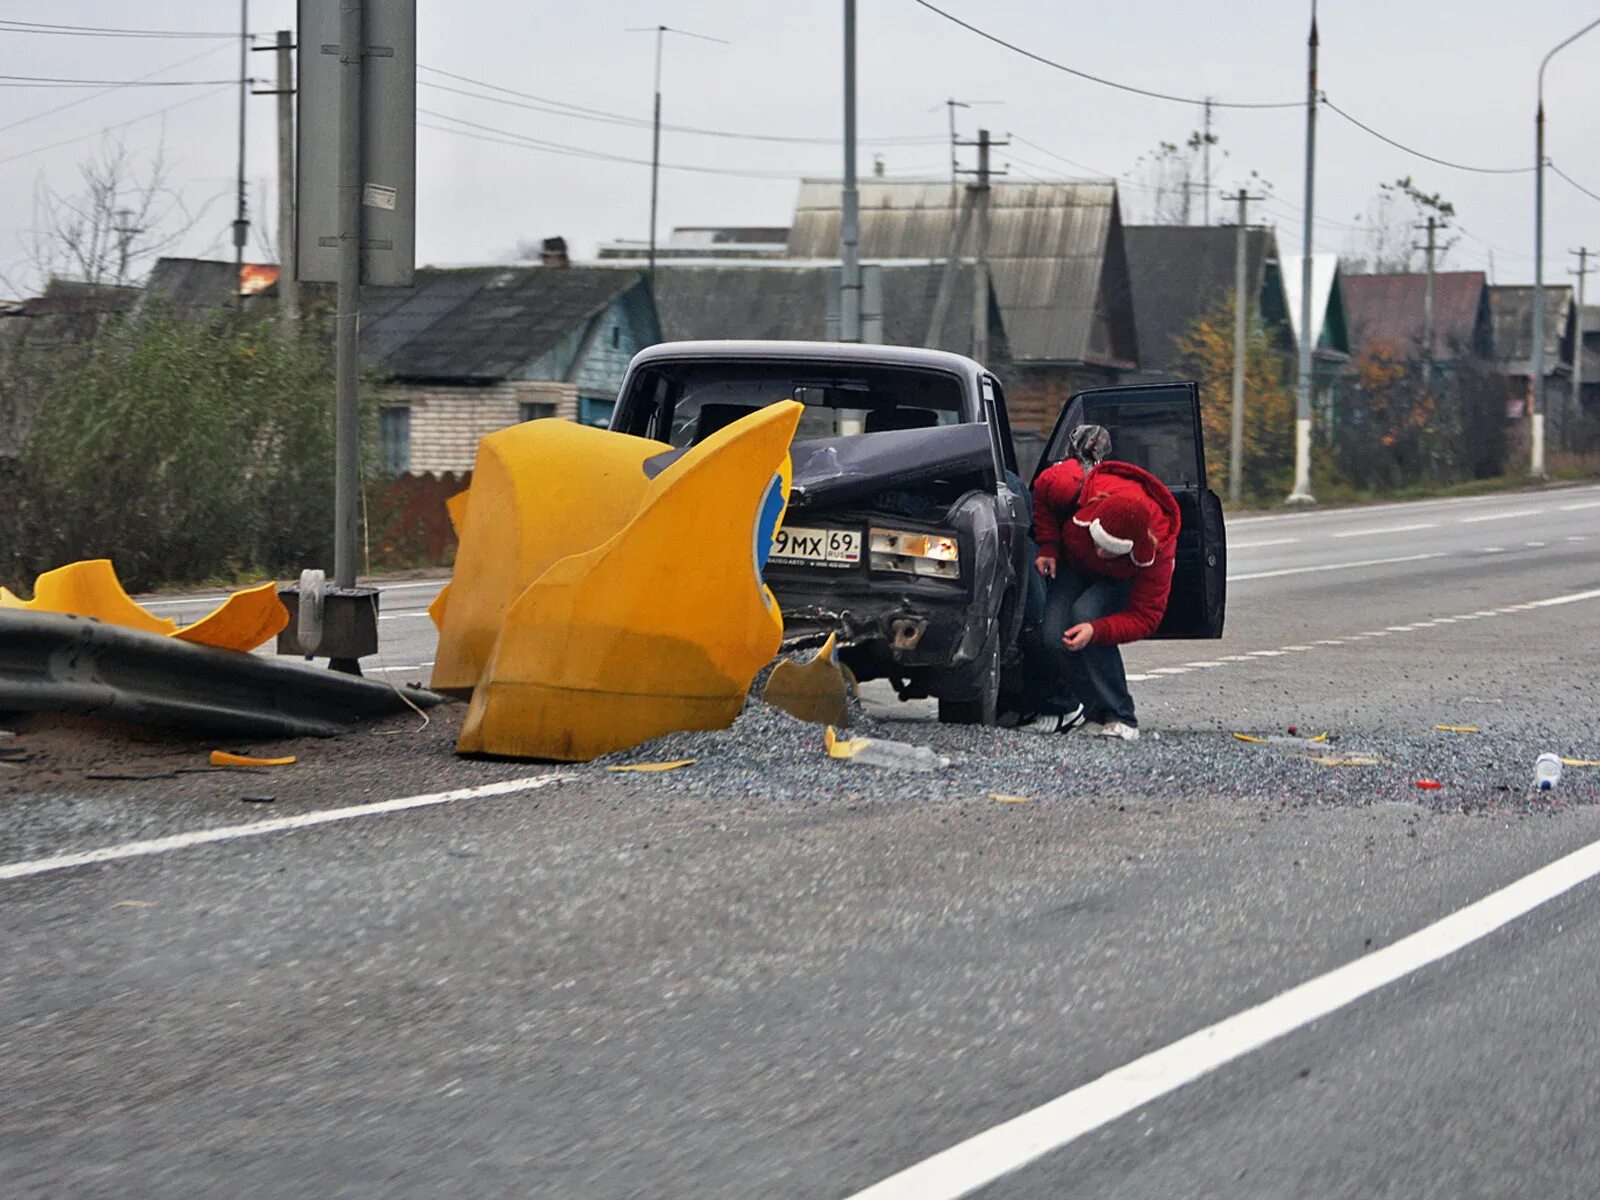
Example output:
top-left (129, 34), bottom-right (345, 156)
top-left (1028, 445), bottom-right (1180, 741)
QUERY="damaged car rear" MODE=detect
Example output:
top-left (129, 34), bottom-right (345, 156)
top-left (611, 342), bottom-right (1030, 724)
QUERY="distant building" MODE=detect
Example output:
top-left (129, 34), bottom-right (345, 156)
top-left (1487, 284), bottom-right (1573, 423)
top-left (597, 226), bottom-right (791, 261)
top-left (1342, 272), bottom-right (1495, 367)
top-left (784, 179), bottom-right (1139, 434)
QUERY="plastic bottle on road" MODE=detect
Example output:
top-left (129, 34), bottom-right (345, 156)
top-left (1535, 753), bottom-right (1563, 792)
top-left (848, 737), bottom-right (950, 773)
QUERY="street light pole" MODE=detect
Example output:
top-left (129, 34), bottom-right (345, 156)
top-left (1287, 1), bottom-right (1318, 505)
top-left (1531, 15), bottom-right (1600, 478)
top-left (840, 0), bottom-right (862, 343)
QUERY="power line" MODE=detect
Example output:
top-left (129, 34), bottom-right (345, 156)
top-left (1550, 161), bottom-right (1600, 207)
top-left (1321, 98), bottom-right (1532, 176)
top-left (419, 66), bottom-right (943, 145)
top-left (0, 74), bottom-right (241, 88)
top-left (0, 85), bottom-right (232, 168)
top-left (0, 18), bottom-right (231, 39)
top-left (907, 0), bottom-right (1301, 110)
top-left (0, 42), bottom-right (230, 134)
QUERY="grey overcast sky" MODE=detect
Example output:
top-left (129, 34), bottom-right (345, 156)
top-left (2, 1), bottom-right (1598, 293)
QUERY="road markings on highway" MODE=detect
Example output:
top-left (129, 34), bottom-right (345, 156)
top-left (1331, 522), bottom-right (1438, 538)
top-left (1560, 500), bottom-right (1600, 510)
top-left (1231, 537), bottom-right (1301, 549)
top-left (843, 834), bottom-right (1600, 1200)
top-left (0, 774), bottom-right (566, 884)
top-left (1461, 508), bottom-right (1544, 523)
top-left (1229, 552), bottom-right (1446, 583)
top-left (139, 579), bottom-right (447, 610)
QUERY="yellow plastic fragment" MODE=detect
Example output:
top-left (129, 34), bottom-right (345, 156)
top-left (1434, 725), bottom-right (1480, 733)
top-left (430, 420), bottom-right (667, 695)
top-left (209, 751), bottom-right (297, 768)
top-left (173, 580), bottom-right (288, 652)
top-left (1233, 731), bottom-right (1328, 744)
top-left (762, 632), bottom-right (854, 726)
top-left (824, 725), bottom-right (872, 760)
top-left (1562, 758), bottom-right (1600, 767)
top-left (1300, 754), bottom-right (1383, 766)
top-left (990, 793), bottom-right (1031, 804)
top-left (456, 402), bottom-right (802, 761)
top-left (606, 760), bottom-right (696, 773)
top-left (0, 559), bottom-right (286, 651)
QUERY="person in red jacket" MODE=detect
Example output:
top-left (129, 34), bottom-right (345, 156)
top-left (1028, 433), bottom-right (1181, 741)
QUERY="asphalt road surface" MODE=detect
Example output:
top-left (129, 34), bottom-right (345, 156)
top-left (4, 483), bottom-right (1599, 1198)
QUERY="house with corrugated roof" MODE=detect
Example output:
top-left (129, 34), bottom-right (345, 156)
top-left (362, 259), bottom-right (659, 474)
top-left (784, 179), bottom-right (1138, 434)
top-left (1342, 272), bottom-right (1494, 366)
top-left (1122, 225), bottom-right (1294, 378)
top-left (1487, 285), bottom-right (1573, 425)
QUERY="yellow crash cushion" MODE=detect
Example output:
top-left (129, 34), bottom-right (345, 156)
top-left (457, 401), bottom-right (801, 762)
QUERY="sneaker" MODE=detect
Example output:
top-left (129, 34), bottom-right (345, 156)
top-left (1051, 704), bottom-right (1088, 734)
top-left (1091, 720), bottom-right (1140, 742)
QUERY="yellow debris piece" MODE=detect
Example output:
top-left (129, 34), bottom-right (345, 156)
top-left (990, 793), bottom-right (1031, 804)
top-left (1434, 725), bottom-right (1480, 733)
top-left (0, 559), bottom-right (287, 651)
top-left (173, 580), bottom-right (289, 652)
top-left (824, 725), bottom-right (872, 760)
top-left (1300, 753), bottom-right (1383, 767)
top-left (456, 402), bottom-right (802, 762)
top-left (430, 420), bottom-right (667, 695)
top-left (1, 559), bottom-right (176, 635)
top-left (209, 751), bottom-right (297, 767)
top-left (606, 759), bottom-right (696, 773)
top-left (1562, 758), bottom-right (1600, 767)
top-left (762, 632), bottom-right (854, 726)
top-left (1233, 731), bottom-right (1329, 745)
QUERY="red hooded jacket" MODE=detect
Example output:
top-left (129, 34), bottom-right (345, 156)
top-left (1032, 459), bottom-right (1182, 645)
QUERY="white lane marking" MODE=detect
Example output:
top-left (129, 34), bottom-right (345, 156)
top-left (1125, 673), bottom-right (1153, 683)
top-left (1569, 536), bottom-right (1590, 542)
top-left (1361, 630), bottom-right (1391, 637)
top-left (1231, 537), bottom-right (1301, 549)
top-left (1281, 645), bottom-right (1314, 652)
top-left (1528, 587), bottom-right (1600, 608)
top-left (1247, 650), bottom-right (1286, 657)
top-left (1222, 485), bottom-right (1600, 527)
top-left (1314, 639), bottom-right (1345, 646)
top-left (1473, 610), bottom-right (1498, 617)
top-left (1228, 552), bottom-right (1446, 583)
top-left (1385, 625), bottom-right (1416, 632)
top-left (1218, 655), bottom-right (1254, 662)
top-left (367, 662), bottom-right (434, 674)
top-left (1330, 522), bottom-right (1438, 539)
top-left (1147, 667), bottom-right (1191, 675)
top-left (377, 612), bottom-right (433, 622)
top-left (0, 775), bottom-right (565, 884)
top-left (1525, 541), bottom-right (1548, 548)
top-left (1183, 661), bottom-right (1227, 669)
top-left (140, 580), bottom-right (446, 610)
top-left (1432, 617), bottom-right (1458, 624)
top-left (1560, 500), bottom-right (1600, 511)
top-left (1461, 508), bottom-right (1544, 524)
top-left (843, 834), bottom-right (1600, 1200)
top-left (1482, 547), bottom-right (1506, 554)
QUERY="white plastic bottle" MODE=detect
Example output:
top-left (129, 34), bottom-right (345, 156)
top-left (1535, 753), bottom-right (1563, 792)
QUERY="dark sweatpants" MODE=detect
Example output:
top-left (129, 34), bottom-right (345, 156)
top-left (1034, 566), bottom-right (1137, 726)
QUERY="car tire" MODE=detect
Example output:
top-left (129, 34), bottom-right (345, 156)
top-left (937, 623), bottom-right (1000, 726)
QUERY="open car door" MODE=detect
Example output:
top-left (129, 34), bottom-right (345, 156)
top-left (1035, 381), bottom-right (1226, 639)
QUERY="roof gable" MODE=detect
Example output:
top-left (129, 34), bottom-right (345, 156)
top-left (1343, 271), bottom-right (1491, 360)
top-left (1123, 225), bottom-right (1283, 372)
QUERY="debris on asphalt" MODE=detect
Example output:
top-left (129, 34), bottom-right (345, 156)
top-left (762, 632), bottom-right (854, 726)
top-left (240, 795), bottom-right (276, 803)
top-left (825, 725), bottom-right (949, 772)
top-left (1299, 753), bottom-right (1383, 767)
top-left (1562, 757), bottom-right (1600, 767)
top-left (606, 760), bottom-right (696, 773)
top-left (1234, 732), bottom-right (1330, 746)
top-left (1535, 753), bottom-right (1563, 791)
top-left (989, 793), bottom-right (1031, 803)
top-left (210, 750), bottom-right (297, 768)
top-left (1415, 779), bottom-right (1444, 790)
top-left (1435, 725), bottom-right (1480, 733)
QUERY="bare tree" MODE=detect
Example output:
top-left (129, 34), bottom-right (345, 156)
top-left (1342, 176), bottom-right (1458, 274)
top-left (1125, 127), bottom-right (1225, 225)
top-left (17, 136), bottom-right (220, 292)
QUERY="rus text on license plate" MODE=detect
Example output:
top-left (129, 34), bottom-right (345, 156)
top-left (770, 526), bottom-right (861, 568)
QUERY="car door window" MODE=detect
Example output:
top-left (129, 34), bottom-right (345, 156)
top-left (1039, 382), bottom-right (1204, 491)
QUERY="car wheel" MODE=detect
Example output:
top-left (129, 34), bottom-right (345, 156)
top-left (937, 624), bottom-right (1000, 726)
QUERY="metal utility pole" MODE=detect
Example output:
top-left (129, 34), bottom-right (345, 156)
top-left (1287, 2), bottom-right (1318, 505)
top-left (1571, 247), bottom-right (1593, 422)
top-left (1532, 17), bottom-right (1600, 478)
top-left (254, 30), bottom-right (299, 326)
top-left (840, 0), bottom-right (863, 342)
top-left (1202, 98), bottom-right (1214, 225)
top-left (333, 0), bottom-right (363, 591)
top-left (233, 0), bottom-right (251, 306)
top-left (1224, 190), bottom-right (1262, 506)
top-left (628, 25), bottom-right (728, 286)
top-left (111, 207), bottom-right (143, 287)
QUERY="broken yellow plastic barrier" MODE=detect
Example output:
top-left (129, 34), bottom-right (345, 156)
top-left (430, 420), bottom-right (667, 695)
top-left (762, 632), bottom-right (854, 726)
top-left (209, 750), bottom-right (297, 767)
top-left (990, 793), bottom-right (1031, 804)
top-left (0, 559), bottom-right (286, 651)
top-left (456, 401), bottom-right (802, 762)
top-left (606, 760), bottom-right (696, 773)
top-left (1434, 725), bottom-right (1480, 733)
top-left (824, 725), bottom-right (872, 760)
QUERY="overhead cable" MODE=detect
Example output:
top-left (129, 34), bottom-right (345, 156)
top-left (1549, 162), bottom-right (1600, 206)
top-left (907, 0), bottom-right (1301, 109)
top-left (0, 74), bottom-right (240, 88)
top-left (0, 85), bottom-right (232, 167)
top-left (0, 42), bottom-right (230, 135)
top-left (1321, 99), bottom-right (1532, 175)
top-left (0, 18), bottom-right (231, 39)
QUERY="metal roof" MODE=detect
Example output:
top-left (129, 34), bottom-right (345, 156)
top-left (1342, 271), bottom-right (1492, 360)
top-left (370, 266), bottom-right (644, 382)
top-left (1487, 285), bottom-right (1572, 375)
top-left (1122, 225), bottom-right (1287, 373)
top-left (785, 179), bottom-right (1134, 366)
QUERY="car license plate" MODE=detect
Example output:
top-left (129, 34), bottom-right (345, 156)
top-left (770, 526), bottom-right (861, 568)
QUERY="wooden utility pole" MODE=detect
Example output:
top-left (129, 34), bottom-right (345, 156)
top-left (952, 128), bottom-right (1007, 362)
top-left (1571, 246), bottom-right (1593, 420)
top-left (1416, 216), bottom-right (1441, 370)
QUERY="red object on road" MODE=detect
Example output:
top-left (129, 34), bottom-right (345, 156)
top-left (1415, 779), bottom-right (1444, 790)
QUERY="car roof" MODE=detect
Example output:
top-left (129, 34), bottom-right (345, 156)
top-left (627, 339), bottom-right (984, 378)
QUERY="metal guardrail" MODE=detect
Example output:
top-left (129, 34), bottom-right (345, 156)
top-left (0, 611), bottom-right (441, 738)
